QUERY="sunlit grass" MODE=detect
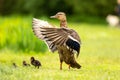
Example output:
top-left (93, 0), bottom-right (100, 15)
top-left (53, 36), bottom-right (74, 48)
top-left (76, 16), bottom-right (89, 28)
top-left (0, 16), bottom-right (120, 80)
top-left (0, 50), bottom-right (120, 80)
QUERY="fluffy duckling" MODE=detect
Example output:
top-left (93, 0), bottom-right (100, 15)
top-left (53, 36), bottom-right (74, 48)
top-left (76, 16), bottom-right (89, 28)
top-left (23, 61), bottom-right (30, 67)
top-left (30, 57), bottom-right (41, 69)
top-left (12, 63), bottom-right (17, 68)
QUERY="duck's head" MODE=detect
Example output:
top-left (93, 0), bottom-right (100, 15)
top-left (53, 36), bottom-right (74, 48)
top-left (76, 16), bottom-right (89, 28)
top-left (23, 61), bottom-right (26, 64)
top-left (30, 57), bottom-right (35, 61)
top-left (50, 12), bottom-right (66, 21)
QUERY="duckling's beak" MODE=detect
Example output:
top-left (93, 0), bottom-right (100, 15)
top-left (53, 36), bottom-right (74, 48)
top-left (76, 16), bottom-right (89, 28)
top-left (50, 15), bottom-right (56, 18)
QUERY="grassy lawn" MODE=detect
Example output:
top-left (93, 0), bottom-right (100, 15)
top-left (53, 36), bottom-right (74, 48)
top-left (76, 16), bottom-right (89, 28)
top-left (0, 16), bottom-right (120, 80)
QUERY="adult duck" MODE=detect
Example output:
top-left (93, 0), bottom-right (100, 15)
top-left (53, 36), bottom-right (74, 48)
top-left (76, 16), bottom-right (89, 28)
top-left (32, 12), bottom-right (81, 70)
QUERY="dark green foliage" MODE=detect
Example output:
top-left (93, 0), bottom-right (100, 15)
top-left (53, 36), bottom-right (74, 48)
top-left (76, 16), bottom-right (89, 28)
top-left (0, 0), bottom-right (117, 16)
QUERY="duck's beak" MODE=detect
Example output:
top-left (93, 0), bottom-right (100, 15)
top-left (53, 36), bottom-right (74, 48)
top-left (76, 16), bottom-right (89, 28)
top-left (50, 15), bottom-right (56, 18)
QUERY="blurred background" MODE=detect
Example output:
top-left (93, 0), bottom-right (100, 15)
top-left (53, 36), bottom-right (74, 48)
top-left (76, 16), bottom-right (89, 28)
top-left (0, 0), bottom-right (116, 16)
top-left (0, 0), bottom-right (119, 53)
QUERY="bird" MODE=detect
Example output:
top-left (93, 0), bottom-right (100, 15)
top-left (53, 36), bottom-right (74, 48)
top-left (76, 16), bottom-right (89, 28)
top-left (32, 12), bottom-right (81, 70)
top-left (12, 62), bottom-right (17, 68)
top-left (23, 60), bottom-right (30, 67)
top-left (30, 57), bottom-right (41, 69)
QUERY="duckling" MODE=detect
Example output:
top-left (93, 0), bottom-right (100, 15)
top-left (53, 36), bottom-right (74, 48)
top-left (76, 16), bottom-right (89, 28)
top-left (23, 61), bottom-right (30, 67)
top-left (12, 62), bottom-right (17, 68)
top-left (30, 57), bottom-right (41, 69)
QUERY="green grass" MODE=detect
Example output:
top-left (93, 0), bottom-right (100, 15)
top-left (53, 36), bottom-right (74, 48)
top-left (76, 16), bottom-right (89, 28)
top-left (0, 15), bottom-right (47, 52)
top-left (0, 16), bottom-right (120, 80)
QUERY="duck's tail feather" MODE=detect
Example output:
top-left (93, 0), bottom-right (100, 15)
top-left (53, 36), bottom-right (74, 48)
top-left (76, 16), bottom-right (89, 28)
top-left (70, 61), bottom-right (81, 69)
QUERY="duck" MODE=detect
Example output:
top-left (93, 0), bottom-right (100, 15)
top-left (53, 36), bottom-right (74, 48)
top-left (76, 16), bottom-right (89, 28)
top-left (30, 57), bottom-right (41, 69)
top-left (23, 60), bottom-right (30, 67)
top-left (32, 12), bottom-right (81, 70)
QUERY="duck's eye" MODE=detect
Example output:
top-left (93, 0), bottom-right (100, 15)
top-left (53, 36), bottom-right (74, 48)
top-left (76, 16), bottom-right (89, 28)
top-left (57, 15), bottom-right (60, 18)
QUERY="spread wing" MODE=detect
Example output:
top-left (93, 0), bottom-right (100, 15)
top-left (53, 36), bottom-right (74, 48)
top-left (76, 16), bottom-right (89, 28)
top-left (32, 18), bottom-right (81, 57)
